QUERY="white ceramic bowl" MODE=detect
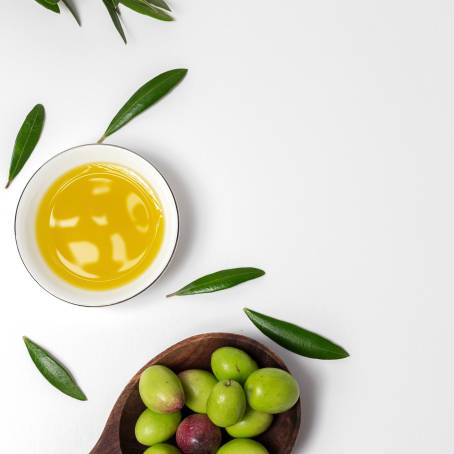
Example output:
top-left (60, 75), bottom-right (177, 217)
top-left (15, 144), bottom-right (179, 307)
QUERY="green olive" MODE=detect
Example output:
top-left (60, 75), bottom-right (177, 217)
top-left (178, 369), bottom-right (218, 414)
top-left (211, 347), bottom-right (258, 384)
top-left (207, 379), bottom-right (246, 427)
top-left (226, 406), bottom-right (273, 438)
top-left (245, 368), bottom-right (300, 414)
top-left (135, 408), bottom-right (181, 446)
top-left (217, 439), bottom-right (269, 454)
top-left (144, 444), bottom-right (181, 454)
top-left (139, 365), bottom-right (185, 414)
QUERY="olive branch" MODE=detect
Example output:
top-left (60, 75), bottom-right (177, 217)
top-left (32, 0), bottom-right (174, 44)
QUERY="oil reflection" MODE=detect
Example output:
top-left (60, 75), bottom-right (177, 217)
top-left (37, 163), bottom-right (165, 290)
top-left (49, 187), bottom-right (156, 281)
top-left (41, 166), bottom-right (163, 289)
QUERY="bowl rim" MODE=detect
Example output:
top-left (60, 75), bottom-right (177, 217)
top-left (14, 143), bottom-right (180, 308)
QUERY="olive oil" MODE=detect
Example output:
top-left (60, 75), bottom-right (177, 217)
top-left (35, 162), bottom-right (164, 291)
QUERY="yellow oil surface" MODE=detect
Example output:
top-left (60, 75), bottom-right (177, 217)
top-left (36, 162), bottom-right (164, 291)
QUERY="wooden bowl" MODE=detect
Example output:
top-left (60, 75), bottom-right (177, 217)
top-left (90, 333), bottom-right (301, 454)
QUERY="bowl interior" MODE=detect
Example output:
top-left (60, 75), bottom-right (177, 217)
top-left (118, 333), bottom-right (301, 454)
top-left (15, 144), bottom-right (179, 307)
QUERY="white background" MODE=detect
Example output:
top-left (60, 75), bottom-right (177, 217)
top-left (1, 1), bottom-right (453, 453)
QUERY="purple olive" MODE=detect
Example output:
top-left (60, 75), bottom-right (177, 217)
top-left (176, 414), bottom-right (222, 454)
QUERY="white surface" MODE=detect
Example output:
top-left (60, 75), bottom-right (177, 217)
top-left (1, 1), bottom-right (453, 453)
top-left (16, 144), bottom-right (179, 306)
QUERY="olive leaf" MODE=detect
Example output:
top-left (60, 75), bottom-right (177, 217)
top-left (33, 0), bottom-right (174, 42)
top-left (62, 0), bottom-right (81, 25)
top-left (147, 0), bottom-right (171, 12)
top-left (119, 0), bottom-right (174, 21)
top-left (34, 0), bottom-right (60, 13)
top-left (102, 0), bottom-right (127, 44)
top-left (244, 308), bottom-right (350, 360)
top-left (98, 68), bottom-right (187, 142)
top-left (23, 337), bottom-right (87, 401)
top-left (167, 268), bottom-right (265, 297)
top-left (121, 0), bottom-right (172, 12)
top-left (6, 104), bottom-right (45, 189)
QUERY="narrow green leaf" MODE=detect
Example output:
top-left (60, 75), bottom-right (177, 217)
top-left (34, 0), bottom-right (60, 13)
top-left (145, 0), bottom-right (172, 12)
top-left (62, 0), bottom-right (81, 25)
top-left (102, 0), bottom-right (127, 44)
top-left (244, 308), bottom-right (350, 360)
top-left (23, 337), bottom-right (87, 401)
top-left (120, 0), bottom-right (174, 21)
top-left (6, 104), bottom-right (45, 189)
top-left (167, 268), bottom-right (265, 297)
top-left (122, 0), bottom-right (171, 11)
top-left (99, 68), bottom-right (187, 142)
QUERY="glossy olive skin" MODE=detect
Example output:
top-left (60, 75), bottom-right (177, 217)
top-left (176, 414), bottom-right (222, 454)
top-left (211, 347), bottom-right (258, 384)
top-left (207, 379), bottom-right (246, 427)
top-left (178, 369), bottom-right (217, 414)
top-left (144, 444), bottom-right (181, 454)
top-left (139, 365), bottom-right (185, 414)
top-left (226, 406), bottom-right (273, 438)
top-left (245, 368), bottom-right (300, 414)
top-left (135, 408), bottom-right (181, 446)
top-left (217, 439), bottom-right (269, 454)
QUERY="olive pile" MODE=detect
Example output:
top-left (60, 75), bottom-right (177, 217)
top-left (135, 346), bottom-right (300, 454)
